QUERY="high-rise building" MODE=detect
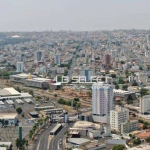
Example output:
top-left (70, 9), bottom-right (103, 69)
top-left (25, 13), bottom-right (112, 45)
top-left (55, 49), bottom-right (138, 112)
top-left (111, 50), bottom-right (117, 59)
top-left (92, 82), bottom-right (114, 124)
top-left (110, 106), bottom-right (129, 132)
top-left (104, 54), bottom-right (112, 70)
top-left (55, 54), bottom-right (61, 65)
top-left (17, 62), bottom-right (24, 72)
top-left (105, 54), bottom-right (111, 65)
top-left (80, 68), bottom-right (94, 82)
top-left (147, 35), bottom-right (150, 45)
top-left (35, 50), bottom-right (45, 62)
top-left (140, 95), bottom-right (150, 114)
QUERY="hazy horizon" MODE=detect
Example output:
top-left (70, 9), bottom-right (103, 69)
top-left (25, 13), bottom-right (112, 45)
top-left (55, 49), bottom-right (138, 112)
top-left (0, 0), bottom-right (150, 31)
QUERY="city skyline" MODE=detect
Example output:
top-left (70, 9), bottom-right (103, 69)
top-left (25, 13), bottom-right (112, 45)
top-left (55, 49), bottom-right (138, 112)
top-left (0, 0), bottom-right (150, 31)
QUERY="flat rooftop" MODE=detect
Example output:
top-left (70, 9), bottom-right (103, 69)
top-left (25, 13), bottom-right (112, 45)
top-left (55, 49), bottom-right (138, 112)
top-left (73, 121), bottom-right (100, 129)
top-left (11, 73), bottom-right (29, 78)
top-left (0, 92), bottom-right (32, 99)
top-left (26, 77), bottom-right (50, 82)
top-left (68, 138), bottom-right (90, 145)
top-left (50, 124), bottom-right (62, 133)
top-left (0, 113), bottom-right (17, 119)
top-left (0, 88), bottom-right (20, 96)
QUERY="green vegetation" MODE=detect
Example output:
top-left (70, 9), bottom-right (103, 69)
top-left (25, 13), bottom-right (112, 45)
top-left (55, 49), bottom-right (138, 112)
top-left (127, 100), bottom-right (133, 104)
top-left (54, 94), bottom-right (57, 97)
top-left (143, 124), bottom-right (148, 130)
top-left (14, 86), bottom-right (21, 93)
top-left (58, 98), bottom-right (81, 109)
top-left (120, 61), bottom-right (125, 64)
top-left (122, 85), bottom-right (128, 90)
top-left (112, 144), bottom-right (124, 150)
top-left (16, 138), bottom-right (28, 149)
top-left (16, 107), bottom-right (22, 114)
top-left (146, 137), bottom-right (150, 143)
top-left (133, 138), bottom-right (141, 145)
top-left (139, 66), bottom-right (143, 70)
top-left (28, 90), bottom-right (34, 96)
top-left (118, 76), bottom-right (124, 84)
top-left (74, 98), bottom-right (79, 101)
top-left (57, 76), bottom-right (62, 82)
top-left (111, 74), bottom-right (117, 78)
top-left (29, 117), bottom-right (49, 139)
top-left (140, 88), bottom-right (149, 97)
top-left (115, 84), bottom-right (119, 89)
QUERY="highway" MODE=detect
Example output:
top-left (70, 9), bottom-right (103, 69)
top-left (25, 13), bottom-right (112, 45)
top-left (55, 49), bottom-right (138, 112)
top-left (49, 124), bottom-right (69, 150)
top-left (32, 123), bottom-right (56, 150)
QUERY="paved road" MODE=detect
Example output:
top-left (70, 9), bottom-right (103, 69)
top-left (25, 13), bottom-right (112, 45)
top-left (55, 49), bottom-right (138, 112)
top-left (49, 124), bottom-right (69, 150)
top-left (32, 123), bottom-right (56, 150)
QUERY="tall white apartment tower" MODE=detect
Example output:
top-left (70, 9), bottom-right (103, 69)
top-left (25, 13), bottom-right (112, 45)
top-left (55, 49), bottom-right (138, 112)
top-left (17, 62), bottom-right (24, 72)
top-left (35, 50), bottom-right (45, 62)
top-left (140, 95), bottom-right (150, 114)
top-left (55, 54), bottom-right (61, 65)
top-left (92, 82), bottom-right (114, 124)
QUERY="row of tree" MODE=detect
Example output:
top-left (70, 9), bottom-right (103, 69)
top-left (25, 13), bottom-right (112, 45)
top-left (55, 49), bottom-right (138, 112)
top-left (58, 98), bottom-right (81, 110)
top-left (29, 117), bottom-right (49, 139)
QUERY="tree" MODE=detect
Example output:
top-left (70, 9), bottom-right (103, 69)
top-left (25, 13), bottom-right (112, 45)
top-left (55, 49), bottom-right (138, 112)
top-left (138, 119), bottom-right (144, 123)
top-left (29, 90), bottom-right (34, 96)
top-left (139, 66), bottom-right (143, 70)
top-left (146, 137), bottom-right (150, 143)
top-left (16, 138), bottom-right (27, 149)
top-left (54, 94), bottom-right (57, 97)
top-left (118, 76), bottom-right (124, 84)
top-left (120, 61), bottom-right (125, 64)
top-left (122, 85), bottom-right (128, 90)
top-left (112, 144), bottom-right (124, 150)
top-left (133, 138), bottom-right (141, 145)
top-left (129, 134), bottom-right (132, 138)
top-left (143, 124), bottom-right (148, 130)
top-left (115, 84), bottom-right (119, 89)
top-left (140, 88), bottom-right (149, 97)
top-left (111, 74), bottom-right (117, 78)
top-left (16, 107), bottom-right (22, 114)
top-left (15, 86), bottom-right (21, 93)
top-left (144, 121), bottom-right (149, 126)
top-left (74, 98), bottom-right (79, 101)
top-left (57, 76), bottom-right (62, 82)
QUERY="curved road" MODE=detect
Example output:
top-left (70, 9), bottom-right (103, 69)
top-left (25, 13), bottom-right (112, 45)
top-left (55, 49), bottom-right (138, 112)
top-left (32, 123), bottom-right (56, 150)
top-left (49, 124), bottom-right (69, 150)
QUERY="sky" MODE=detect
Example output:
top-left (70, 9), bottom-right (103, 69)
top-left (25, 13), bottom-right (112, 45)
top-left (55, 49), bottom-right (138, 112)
top-left (0, 0), bottom-right (150, 31)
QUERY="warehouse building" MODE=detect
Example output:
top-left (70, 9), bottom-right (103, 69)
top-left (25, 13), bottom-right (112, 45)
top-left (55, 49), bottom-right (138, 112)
top-left (0, 88), bottom-right (32, 100)
top-left (0, 113), bottom-right (18, 126)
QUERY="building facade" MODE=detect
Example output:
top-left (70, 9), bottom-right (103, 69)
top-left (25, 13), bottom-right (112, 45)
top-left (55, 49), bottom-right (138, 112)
top-left (140, 95), bottom-right (150, 114)
top-left (120, 120), bottom-right (138, 134)
top-left (17, 62), bottom-right (24, 72)
top-left (80, 68), bottom-right (94, 82)
top-left (35, 50), bottom-right (45, 62)
top-left (92, 82), bottom-right (114, 124)
top-left (55, 54), bottom-right (61, 65)
top-left (110, 106), bottom-right (129, 132)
